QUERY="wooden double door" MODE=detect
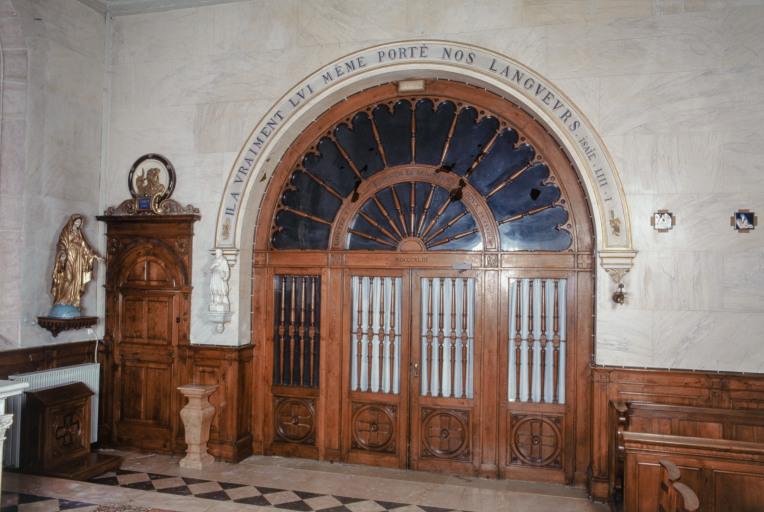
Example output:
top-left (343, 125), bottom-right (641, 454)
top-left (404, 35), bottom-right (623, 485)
top-left (259, 261), bottom-right (579, 482)
top-left (343, 269), bottom-right (479, 474)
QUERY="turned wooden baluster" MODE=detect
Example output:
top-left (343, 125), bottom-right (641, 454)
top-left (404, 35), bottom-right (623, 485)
top-left (450, 278), bottom-right (457, 398)
top-left (409, 181), bottom-right (416, 236)
top-left (377, 277), bottom-right (386, 392)
top-left (514, 280), bottom-right (522, 402)
top-left (298, 276), bottom-right (306, 386)
top-left (540, 280), bottom-right (547, 403)
top-left (277, 276), bottom-right (287, 384)
top-left (356, 277), bottom-right (364, 391)
top-left (552, 280), bottom-right (560, 404)
top-left (366, 277), bottom-right (376, 392)
top-left (308, 277), bottom-right (317, 387)
top-left (437, 278), bottom-right (446, 397)
top-left (287, 276), bottom-right (297, 385)
top-left (387, 278), bottom-right (397, 393)
top-left (425, 277), bottom-right (434, 397)
top-left (461, 278), bottom-right (469, 398)
top-left (527, 279), bottom-right (534, 401)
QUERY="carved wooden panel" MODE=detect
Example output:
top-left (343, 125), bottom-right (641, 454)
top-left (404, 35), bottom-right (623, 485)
top-left (99, 214), bottom-right (198, 454)
top-left (420, 408), bottom-right (470, 461)
top-left (274, 396), bottom-right (316, 445)
top-left (509, 414), bottom-right (562, 468)
top-left (351, 403), bottom-right (396, 453)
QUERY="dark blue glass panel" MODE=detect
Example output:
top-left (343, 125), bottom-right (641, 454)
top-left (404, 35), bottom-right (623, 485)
top-left (423, 199), bottom-right (468, 241)
top-left (415, 100), bottom-right (456, 166)
top-left (347, 214), bottom-right (395, 250)
top-left (428, 212), bottom-right (480, 251)
top-left (443, 108), bottom-right (499, 176)
top-left (373, 187), bottom-right (408, 238)
top-left (487, 163), bottom-right (560, 220)
top-left (281, 170), bottom-right (342, 222)
top-left (418, 185), bottom-right (451, 235)
top-left (271, 210), bottom-right (331, 249)
top-left (335, 112), bottom-right (384, 178)
top-left (302, 138), bottom-right (357, 197)
top-left (373, 101), bottom-right (412, 166)
top-left (499, 207), bottom-right (571, 251)
top-left (470, 129), bottom-right (535, 196)
top-left (431, 231), bottom-right (482, 251)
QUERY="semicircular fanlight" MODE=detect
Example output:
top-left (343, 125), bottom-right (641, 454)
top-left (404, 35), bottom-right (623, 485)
top-left (347, 182), bottom-right (482, 251)
top-left (270, 97), bottom-right (572, 252)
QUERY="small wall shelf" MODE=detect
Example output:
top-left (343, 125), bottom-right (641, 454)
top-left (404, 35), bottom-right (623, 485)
top-left (37, 316), bottom-right (98, 337)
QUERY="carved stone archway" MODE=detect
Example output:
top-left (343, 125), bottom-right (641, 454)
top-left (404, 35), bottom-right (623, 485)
top-left (209, 40), bottom-right (636, 345)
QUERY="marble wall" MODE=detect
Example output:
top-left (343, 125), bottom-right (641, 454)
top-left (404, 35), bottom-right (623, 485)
top-left (8, 0), bottom-right (764, 374)
top-left (0, 0), bottom-right (106, 348)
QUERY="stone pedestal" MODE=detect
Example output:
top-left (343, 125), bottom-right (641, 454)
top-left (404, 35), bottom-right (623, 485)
top-left (0, 380), bottom-right (29, 494)
top-left (177, 384), bottom-right (218, 470)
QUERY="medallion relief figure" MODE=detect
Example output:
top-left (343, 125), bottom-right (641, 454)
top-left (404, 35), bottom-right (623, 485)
top-left (49, 214), bottom-right (103, 318)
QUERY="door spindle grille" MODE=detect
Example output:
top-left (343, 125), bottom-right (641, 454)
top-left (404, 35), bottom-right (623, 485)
top-left (273, 274), bottom-right (321, 387)
top-left (508, 278), bottom-right (566, 404)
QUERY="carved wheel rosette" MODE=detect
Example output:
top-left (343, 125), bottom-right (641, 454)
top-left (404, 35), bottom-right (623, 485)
top-left (421, 408), bottom-right (470, 460)
top-left (274, 397), bottom-right (316, 444)
top-left (351, 403), bottom-right (396, 453)
top-left (510, 415), bottom-right (562, 467)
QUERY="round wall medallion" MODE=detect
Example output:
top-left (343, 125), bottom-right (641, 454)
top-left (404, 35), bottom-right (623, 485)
top-left (352, 404), bottom-right (395, 451)
top-left (128, 153), bottom-right (176, 204)
top-left (510, 416), bottom-right (562, 467)
top-left (274, 398), bottom-right (315, 443)
top-left (421, 409), bottom-right (469, 459)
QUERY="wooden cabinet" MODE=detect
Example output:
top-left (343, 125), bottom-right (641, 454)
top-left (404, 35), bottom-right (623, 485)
top-left (98, 214), bottom-right (198, 454)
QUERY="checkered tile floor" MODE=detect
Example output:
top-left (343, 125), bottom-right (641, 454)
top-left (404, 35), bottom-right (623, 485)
top-left (89, 469), bottom-right (460, 511)
top-left (1, 491), bottom-right (96, 512)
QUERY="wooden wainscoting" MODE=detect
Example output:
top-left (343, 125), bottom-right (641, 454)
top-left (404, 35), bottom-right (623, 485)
top-left (590, 366), bottom-right (764, 501)
top-left (177, 344), bottom-right (253, 462)
top-left (0, 340), bottom-right (98, 379)
top-left (0, 340), bottom-right (253, 463)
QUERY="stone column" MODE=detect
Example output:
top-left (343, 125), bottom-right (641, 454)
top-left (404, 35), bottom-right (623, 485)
top-left (0, 414), bottom-right (13, 492)
top-left (177, 384), bottom-right (218, 470)
top-left (0, 380), bottom-right (29, 493)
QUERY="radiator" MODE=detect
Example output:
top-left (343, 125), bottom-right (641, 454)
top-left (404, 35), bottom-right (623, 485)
top-left (3, 363), bottom-right (100, 468)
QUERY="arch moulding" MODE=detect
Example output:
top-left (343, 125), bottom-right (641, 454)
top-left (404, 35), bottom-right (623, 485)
top-left (210, 40), bottom-right (636, 344)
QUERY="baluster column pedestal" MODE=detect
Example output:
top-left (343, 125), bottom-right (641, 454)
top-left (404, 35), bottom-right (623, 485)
top-left (0, 380), bottom-right (30, 493)
top-left (178, 384), bottom-right (218, 470)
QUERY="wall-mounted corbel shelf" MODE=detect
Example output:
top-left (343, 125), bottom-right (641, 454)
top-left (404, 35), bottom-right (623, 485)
top-left (37, 316), bottom-right (98, 337)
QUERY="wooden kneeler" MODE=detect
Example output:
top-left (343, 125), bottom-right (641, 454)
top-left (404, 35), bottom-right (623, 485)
top-left (22, 382), bottom-right (122, 480)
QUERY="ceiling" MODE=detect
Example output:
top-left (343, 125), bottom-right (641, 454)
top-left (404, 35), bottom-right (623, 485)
top-left (78, 0), bottom-right (244, 16)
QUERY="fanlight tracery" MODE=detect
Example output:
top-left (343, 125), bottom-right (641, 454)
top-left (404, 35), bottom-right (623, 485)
top-left (271, 98), bottom-right (572, 252)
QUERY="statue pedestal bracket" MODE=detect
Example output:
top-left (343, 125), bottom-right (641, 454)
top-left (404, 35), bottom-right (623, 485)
top-left (178, 384), bottom-right (218, 470)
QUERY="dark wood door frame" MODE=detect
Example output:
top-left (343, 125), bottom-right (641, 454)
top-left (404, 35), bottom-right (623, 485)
top-left (251, 80), bottom-right (594, 484)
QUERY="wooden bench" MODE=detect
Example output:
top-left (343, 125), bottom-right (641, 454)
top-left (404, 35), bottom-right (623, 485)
top-left (623, 432), bottom-right (764, 512)
top-left (608, 400), bottom-right (764, 502)
top-left (658, 460), bottom-right (699, 512)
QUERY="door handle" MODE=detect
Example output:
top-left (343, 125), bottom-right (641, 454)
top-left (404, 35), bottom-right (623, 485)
top-left (412, 362), bottom-right (419, 377)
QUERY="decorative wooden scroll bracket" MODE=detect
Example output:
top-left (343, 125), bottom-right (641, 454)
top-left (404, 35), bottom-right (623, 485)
top-left (37, 316), bottom-right (98, 337)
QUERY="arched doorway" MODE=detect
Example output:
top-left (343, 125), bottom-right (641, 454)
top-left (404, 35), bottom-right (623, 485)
top-left (252, 81), bottom-right (594, 484)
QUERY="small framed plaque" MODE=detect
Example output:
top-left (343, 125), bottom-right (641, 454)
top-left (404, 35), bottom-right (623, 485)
top-left (651, 210), bottom-right (675, 232)
top-left (732, 210), bottom-right (757, 233)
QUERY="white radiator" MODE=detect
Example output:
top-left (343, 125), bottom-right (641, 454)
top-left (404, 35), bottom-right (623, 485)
top-left (3, 363), bottom-right (100, 468)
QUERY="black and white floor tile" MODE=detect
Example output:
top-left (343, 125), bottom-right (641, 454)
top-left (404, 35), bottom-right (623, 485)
top-left (1, 491), bottom-right (96, 512)
top-left (89, 469), bottom-right (460, 511)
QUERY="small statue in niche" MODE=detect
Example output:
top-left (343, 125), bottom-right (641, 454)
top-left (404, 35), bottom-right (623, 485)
top-left (49, 214), bottom-right (103, 318)
top-left (209, 249), bottom-right (230, 312)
